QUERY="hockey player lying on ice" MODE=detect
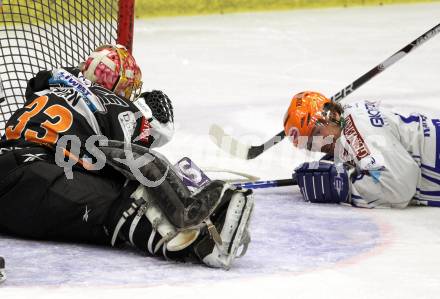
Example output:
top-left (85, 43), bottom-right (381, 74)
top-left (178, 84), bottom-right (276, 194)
top-left (0, 45), bottom-right (254, 269)
top-left (284, 91), bottom-right (439, 208)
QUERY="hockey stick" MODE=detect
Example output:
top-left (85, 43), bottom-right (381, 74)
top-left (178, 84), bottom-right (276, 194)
top-left (234, 178), bottom-right (297, 189)
top-left (233, 178), bottom-right (440, 208)
top-left (210, 22), bottom-right (440, 160)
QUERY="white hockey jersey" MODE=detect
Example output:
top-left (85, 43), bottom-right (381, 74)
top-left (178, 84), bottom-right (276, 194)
top-left (335, 100), bottom-right (440, 208)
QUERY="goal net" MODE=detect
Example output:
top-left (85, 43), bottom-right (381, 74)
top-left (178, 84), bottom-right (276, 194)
top-left (0, 0), bottom-right (134, 134)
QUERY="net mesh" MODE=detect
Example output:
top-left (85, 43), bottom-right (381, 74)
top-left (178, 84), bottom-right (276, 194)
top-left (0, 0), bottom-right (120, 134)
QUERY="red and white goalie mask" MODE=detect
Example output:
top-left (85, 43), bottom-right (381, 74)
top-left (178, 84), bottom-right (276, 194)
top-left (81, 44), bottom-right (142, 101)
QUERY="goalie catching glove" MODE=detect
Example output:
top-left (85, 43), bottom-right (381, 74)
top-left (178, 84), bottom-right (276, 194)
top-left (133, 90), bottom-right (174, 148)
top-left (294, 161), bottom-right (351, 204)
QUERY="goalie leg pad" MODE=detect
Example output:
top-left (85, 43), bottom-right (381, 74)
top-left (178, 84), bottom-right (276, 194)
top-left (131, 185), bottom-right (200, 252)
top-left (111, 184), bottom-right (199, 255)
top-left (100, 141), bottom-right (230, 229)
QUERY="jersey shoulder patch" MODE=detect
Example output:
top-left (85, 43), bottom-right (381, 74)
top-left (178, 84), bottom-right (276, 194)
top-left (343, 115), bottom-right (371, 161)
top-left (341, 114), bottom-right (384, 171)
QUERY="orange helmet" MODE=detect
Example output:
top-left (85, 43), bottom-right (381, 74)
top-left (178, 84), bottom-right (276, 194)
top-left (81, 44), bottom-right (142, 101)
top-left (283, 91), bottom-right (331, 144)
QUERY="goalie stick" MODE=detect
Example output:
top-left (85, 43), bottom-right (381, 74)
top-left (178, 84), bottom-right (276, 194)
top-left (210, 22), bottom-right (440, 160)
top-left (174, 157), bottom-right (260, 187)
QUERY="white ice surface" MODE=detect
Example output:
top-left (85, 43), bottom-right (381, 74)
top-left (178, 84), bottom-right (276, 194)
top-left (1, 3), bottom-right (440, 298)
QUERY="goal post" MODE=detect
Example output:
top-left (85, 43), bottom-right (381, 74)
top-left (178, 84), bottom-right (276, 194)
top-left (0, 0), bottom-right (135, 134)
top-left (117, 0), bottom-right (135, 53)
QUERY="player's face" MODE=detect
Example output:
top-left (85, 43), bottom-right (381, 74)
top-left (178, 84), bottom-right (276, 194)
top-left (307, 122), bottom-right (342, 153)
top-left (307, 110), bottom-right (343, 154)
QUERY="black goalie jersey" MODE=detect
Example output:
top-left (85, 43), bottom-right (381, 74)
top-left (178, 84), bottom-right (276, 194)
top-left (1, 68), bottom-right (153, 169)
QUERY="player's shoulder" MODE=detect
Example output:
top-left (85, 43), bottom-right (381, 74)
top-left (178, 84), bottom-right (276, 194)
top-left (342, 99), bottom-right (388, 129)
top-left (339, 100), bottom-right (390, 171)
top-left (343, 99), bottom-right (382, 115)
top-left (25, 67), bottom-right (81, 99)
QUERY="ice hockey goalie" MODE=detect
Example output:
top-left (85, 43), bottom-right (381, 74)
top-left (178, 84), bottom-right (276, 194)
top-left (0, 45), bottom-right (254, 270)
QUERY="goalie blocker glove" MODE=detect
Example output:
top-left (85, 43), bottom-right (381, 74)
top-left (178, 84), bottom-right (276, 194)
top-left (294, 161), bottom-right (351, 204)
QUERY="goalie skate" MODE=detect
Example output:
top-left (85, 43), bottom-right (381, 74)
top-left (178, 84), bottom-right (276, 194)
top-left (194, 187), bottom-right (254, 269)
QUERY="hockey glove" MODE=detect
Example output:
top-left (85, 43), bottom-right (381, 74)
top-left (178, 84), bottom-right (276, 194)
top-left (133, 90), bottom-right (174, 148)
top-left (294, 161), bottom-right (350, 204)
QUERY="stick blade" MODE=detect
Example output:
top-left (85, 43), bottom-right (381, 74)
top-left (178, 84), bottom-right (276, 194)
top-left (209, 124), bottom-right (251, 160)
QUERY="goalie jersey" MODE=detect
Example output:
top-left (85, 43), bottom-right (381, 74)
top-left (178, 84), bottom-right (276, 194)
top-left (1, 68), bottom-right (159, 169)
top-left (336, 100), bottom-right (440, 208)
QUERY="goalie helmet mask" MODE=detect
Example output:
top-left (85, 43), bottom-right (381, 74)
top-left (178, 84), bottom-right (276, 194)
top-left (283, 91), bottom-right (331, 146)
top-left (81, 44), bottom-right (143, 101)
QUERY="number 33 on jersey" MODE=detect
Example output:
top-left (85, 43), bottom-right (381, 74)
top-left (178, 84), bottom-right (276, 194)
top-left (5, 95), bottom-right (73, 145)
